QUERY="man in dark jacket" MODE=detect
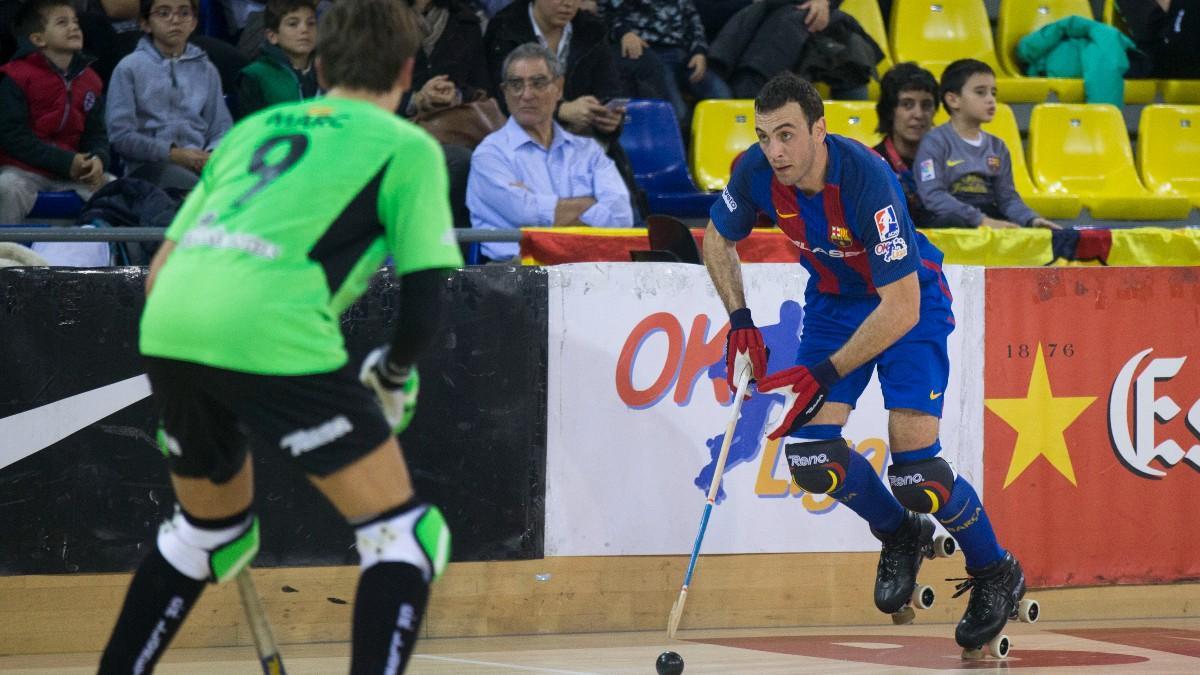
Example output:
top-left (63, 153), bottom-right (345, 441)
top-left (0, 0), bottom-right (110, 223)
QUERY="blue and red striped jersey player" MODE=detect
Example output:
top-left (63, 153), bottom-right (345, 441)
top-left (703, 73), bottom-right (1031, 656)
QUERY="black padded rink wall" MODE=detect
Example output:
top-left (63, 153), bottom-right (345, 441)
top-left (0, 266), bottom-right (547, 575)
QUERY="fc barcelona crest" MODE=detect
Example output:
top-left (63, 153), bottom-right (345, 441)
top-left (830, 223), bottom-right (853, 248)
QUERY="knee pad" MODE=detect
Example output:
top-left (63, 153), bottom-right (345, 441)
top-left (887, 457), bottom-right (956, 513)
top-left (784, 439), bottom-right (851, 494)
top-left (355, 501), bottom-right (451, 583)
top-left (157, 507), bottom-right (259, 583)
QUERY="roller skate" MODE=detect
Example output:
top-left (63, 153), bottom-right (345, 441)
top-left (872, 511), bottom-right (956, 624)
top-left (953, 551), bottom-right (1040, 659)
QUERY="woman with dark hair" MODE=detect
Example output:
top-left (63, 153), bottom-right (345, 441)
top-left (873, 62), bottom-right (937, 226)
top-left (401, 0), bottom-right (491, 117)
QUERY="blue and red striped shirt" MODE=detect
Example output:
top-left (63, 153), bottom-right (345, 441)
top-left (712, 134), bottom-right (946, 300)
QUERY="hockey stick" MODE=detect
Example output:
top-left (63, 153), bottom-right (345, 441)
top-left (236, 569), bottom-right (287, 675)
top-left (667, 369), bottom-right (752, 638)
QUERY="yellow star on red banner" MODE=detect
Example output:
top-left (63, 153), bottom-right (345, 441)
top-left (985, 343), bottom-right (1096, 488)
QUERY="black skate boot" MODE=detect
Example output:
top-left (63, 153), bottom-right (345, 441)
top-left (871, 510), bottom-right (935, 615)
top-left (953, 551), bottom-right (1029, 654)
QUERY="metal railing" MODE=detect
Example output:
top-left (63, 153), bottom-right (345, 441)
top-left (0, 227), bottom-right (524, 243)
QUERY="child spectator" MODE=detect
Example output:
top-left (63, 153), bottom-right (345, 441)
top-left (105, 0), bottom-right (232, 190)
top-left (915, 59), bottom-right (1058, 229)
top-left (237, 0), bottom-right (318, 117)
top-left (0, 0), bottom-right (109, 224)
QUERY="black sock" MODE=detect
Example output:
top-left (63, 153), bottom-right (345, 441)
top-left (349, 562), bottom-right (430, 675)
top-left (98, 544), bottom-right (206, 674)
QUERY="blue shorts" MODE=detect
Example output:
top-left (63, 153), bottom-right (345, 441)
top-left (795, 282), bottom-right (954, 417)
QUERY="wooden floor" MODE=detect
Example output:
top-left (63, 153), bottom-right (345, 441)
top-left (2, 616), bottom-right (1200, 673)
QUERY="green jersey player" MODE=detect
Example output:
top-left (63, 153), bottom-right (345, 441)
top-left (99, 0), bottom-right (461, 672)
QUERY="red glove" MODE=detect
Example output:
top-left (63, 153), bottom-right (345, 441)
top-left (757, 359), bottom-right (840, 439)
top-left (725, 307), bottom-right (768, 396)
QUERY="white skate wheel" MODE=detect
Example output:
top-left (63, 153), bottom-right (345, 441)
top-left (891, 606), bottom-right (916, 625)
top-left (986, 633), bottom-right (1010, 659)
top-left (961, 647), bottom-right (985, 660)
top-left (933, 534), bottom-right (956, 558)
top-left (913, 583), bottom-right (935, 610)
top-left (1018, 598), bottom-right (1040, 623)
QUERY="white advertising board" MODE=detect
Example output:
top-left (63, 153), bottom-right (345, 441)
top-left (545, 263), bottom-right (985, 556)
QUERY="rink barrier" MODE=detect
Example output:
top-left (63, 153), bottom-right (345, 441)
top-left (0, 266), bottom-right (547, 574)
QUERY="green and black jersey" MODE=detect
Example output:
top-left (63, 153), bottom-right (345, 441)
top-left (140, 97), bottom-right (463, 375)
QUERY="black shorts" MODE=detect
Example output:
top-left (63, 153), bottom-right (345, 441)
top-left (144, 356), bottom-right (392, 483)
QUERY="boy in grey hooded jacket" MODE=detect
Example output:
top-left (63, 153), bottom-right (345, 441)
top-left (105, 0), bottom-right (232, 188)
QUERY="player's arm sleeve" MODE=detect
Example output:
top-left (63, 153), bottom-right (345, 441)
top-left (465, 142), bottom-right (557, 227)
top-left (380, 133), bottom-right (464, 276)
top-left (914, 132), bottom-right (983, 226)
top-left (105, 62), bottom-right (171, 162)
top-left (847, 158), bottom-right (920, 287)
top-left (993, 142), bottom-right (1038, 226)
top-left (386, 267), bottom-right (448, 368)
top-left (708, 151), bottom-right (757, 241)
top-left (580, 143), bottom-right (634, 227)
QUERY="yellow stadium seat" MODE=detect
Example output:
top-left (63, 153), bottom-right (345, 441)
top-left (889, 0), bottom-right (1056, 102)
top-left (984, 103), bottom-right (1083, 218)
top-left (996, 0), bottom-right (1090, 101)
top-left (690, 100), bottom-right (884, 190)
top-left (1029, 103), bottom-right (1192, 219)
top-left (824, 101), bottom-right (883, 146)
top-left (1160, 80), bottom-right (1200, 104)
top-left (839, 0), bottom-right (894, 100)
top-left (1137, 105), bottom-right (1200, 208)
top-left (691, 99), bottom-right (757, 190)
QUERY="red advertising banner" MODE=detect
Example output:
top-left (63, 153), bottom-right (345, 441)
top-left (983, 267), bottom-right (1200, 587)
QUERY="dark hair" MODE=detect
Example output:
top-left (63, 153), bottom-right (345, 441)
top-left (317, 0), bottom-right (419, 92)
top-left (265, 0), bottom-right (317, 32)
top-left (15, 0), bottom-right (72, 38)
top-left (139, 0), bottom-right (200, 20)
top-left (939, 58), bottom-right (994, 113)
top-left (754, 72), bottom-right (823, 130)
top-left (875, 62), bottom-right (938, 135)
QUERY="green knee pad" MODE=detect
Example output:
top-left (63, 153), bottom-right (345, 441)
top-left (209, 516), bottom-right (260, 583)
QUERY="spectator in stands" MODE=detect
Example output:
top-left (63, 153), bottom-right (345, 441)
top-left (485, 0), bottom-right (624, 138)
top-left (105, 0), bottom-right (232, 190)
top-left (873, 63), bottom-right (937, 228)
top-left (468, 43), bottom-right (633, 262)
top-left (236, 0), bottom-right (318, 117)
top-left (79, 0), bottom-right (248, 91)
top-left (398, 0), bottom-right (494, 234)
top-left (600, 0), bottom-right (730, 124)
top-left (709, 0), bottom-right (882, 100)
top-left (915, 59), bottom-right (1059, 230)
top-left (1115, 0), bottom-right (1200, 78)
top-left (694, 1), bottom-right (751, 42)
top-left (0, 0), bottom-right (110, 224)
top-left (402, 0), bottom-right (492, 118)
top-left (485, 0), bottom-right (647, 220)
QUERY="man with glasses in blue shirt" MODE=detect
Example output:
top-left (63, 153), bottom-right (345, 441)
top-left (466, 42), bottom-right (633, 263)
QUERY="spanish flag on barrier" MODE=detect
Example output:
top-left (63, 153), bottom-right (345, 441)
top-left (519, 226), bottom-right (1200, 267)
